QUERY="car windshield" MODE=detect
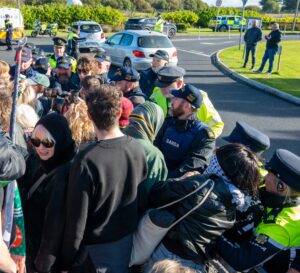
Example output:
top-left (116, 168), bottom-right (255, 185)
top-left (80, 24), bottom-right (101, 33)
top-left (127, 19), bottom-right (142, 23)
top-left (138, 36), bottom-right (173, 48)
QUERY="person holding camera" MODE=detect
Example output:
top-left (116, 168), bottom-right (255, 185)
top-left (255, 23), bottom-right (282, 75)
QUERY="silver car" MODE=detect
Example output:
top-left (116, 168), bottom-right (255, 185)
top-left (71, 21), bottom-right (105, 50)
top-left (102, 30), bottom-right (178, 71)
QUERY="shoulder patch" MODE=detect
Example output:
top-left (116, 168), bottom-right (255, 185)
top-left (255, 234), bottom-right (268, 245)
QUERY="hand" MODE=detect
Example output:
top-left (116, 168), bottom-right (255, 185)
top-left (179, 171), bottom-right (200, 180)
top-left (11, 255), bottom-right (25, 273)
top-left (287, 269), bottom-right (300, 273)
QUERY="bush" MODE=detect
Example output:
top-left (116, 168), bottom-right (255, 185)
top-left (21, 4), bottom-right (125, 29)
top-left (162, 11), bottom-right (199, 26)
top-left (176, 23), bottom-right (187, 32)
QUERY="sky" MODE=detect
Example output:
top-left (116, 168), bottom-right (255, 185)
top-left (202, 0), bottom-right (260, 7)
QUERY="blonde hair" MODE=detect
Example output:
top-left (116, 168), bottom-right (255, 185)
top-left (16, 104), bottom-right (39, 129)
top-left (150, 260), bottom-right (197, 273)
top-left (32, 124), bottom-right (56, 144)
top-left (64, 100), bottom-right (95, 144)
top-left (0, 91), bottom-right (12, 130)
top-left (0, 60), bottom-right (10, 75)
top-left (18, 85), bottom-right (37, 106)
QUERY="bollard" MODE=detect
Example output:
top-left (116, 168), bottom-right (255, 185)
top-left (243, 43), bottom-right (246, 60)
top-left (284, 25), bottom-right (287, 36)
top-left (198, 26), bottom-right (201, 40)
top-left (228, 25), bottom-right (231, 39)
top-left (277, 45), bottom-right (282, 72)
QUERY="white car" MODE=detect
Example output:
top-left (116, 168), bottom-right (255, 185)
top-left (71, 21), bottom-right (105, 50)
top-left (102, 30), bottom-right (178, 71)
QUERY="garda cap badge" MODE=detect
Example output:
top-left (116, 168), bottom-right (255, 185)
top-left (125, 74), bottom-right (132, 81)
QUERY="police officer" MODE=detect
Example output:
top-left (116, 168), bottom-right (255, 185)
top-left (67, 27), bottom-right (82, 60)
top-left (32, 48), bottom-right (45, 66)
top-left (110, 66), bottom-right (147, 107)
top-left (154, 13), bottom-right (164, 33)
top-left (48, 37), bottom-right (76, 73)
top-left (216, 149), bottom-right (300, 273)
top-left (34, 58), bottom-right (52, 77)
top-left (10, 47), bottom-right (36, 78)
top-left (94, 52), bottom-right (111, 84)
top-left (4, 14), bottom-right (13, 51)
top-left (150, 66), bottom-right (224, 138)
top-left (139, 49), bottom-right (169, 97)
top-left (155, 84), bottom-right (215, 178)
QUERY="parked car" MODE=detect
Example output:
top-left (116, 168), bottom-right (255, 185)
top-left (70, 21), bottom-right (105, 50)
top-left (208, 15), bottom-right (246, 32)
top-left (102, 30), bottom-right (178, 71)
top-left (124, 17), bottom-right (177, 39)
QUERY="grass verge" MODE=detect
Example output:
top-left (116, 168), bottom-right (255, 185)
top-left (219, 40), bottom-right (300, 98)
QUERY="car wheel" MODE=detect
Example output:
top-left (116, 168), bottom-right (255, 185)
top-left (168, 28), bottom-right (176, 39)
top-left (50, 32), bottom-right (57, 37)
top-left (123, 58), bottom-right (132, 68)
top-left (219, 25), bottom-right (228, 32)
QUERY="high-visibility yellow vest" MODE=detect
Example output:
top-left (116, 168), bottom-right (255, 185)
top-left (255, 205), bottom-right (300, 248)
top-left (150, 87), bottom-right (224, 138)
top-left (154, 19), bottom-right (164, 32)
top-left (48, 54), bottom-right (77, 73)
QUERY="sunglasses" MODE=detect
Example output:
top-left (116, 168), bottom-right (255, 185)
top-left (269, 168), bottom-right (286, 192)
top-left (30, 138), bottom-right (55, 148)
top-left (77, 69), bottom-right (89, 75)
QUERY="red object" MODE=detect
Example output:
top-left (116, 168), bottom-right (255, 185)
top-left (133, 50), bottom-right (145, 58)
top-left (119, 97), bottom-right (134, 128)
top-left (101, 32), bottom-right (105, 39)
top-left (172, 50), bottom-right (177, 57)
top-left (15, 48), bottom-right (22, 63)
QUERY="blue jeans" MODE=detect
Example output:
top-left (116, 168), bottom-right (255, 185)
top-left (244, 44), bottom-right (257, 67)
top-left (144, 243), bottom-right (204, 273)
top-left (258, 48), bottom-right (278, 73)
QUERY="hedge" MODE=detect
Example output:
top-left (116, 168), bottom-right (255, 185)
top-left (20, 4), bottom-right (125, 29)
top-left (162, 11), bottom-right (199, 26)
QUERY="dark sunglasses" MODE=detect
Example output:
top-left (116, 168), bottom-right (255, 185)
top-left (30, 138), bottom-right (55, 148)
top-left (268, 168), bottom-right (286, 192)
top-left (77, 69), bottom-right (89, 75)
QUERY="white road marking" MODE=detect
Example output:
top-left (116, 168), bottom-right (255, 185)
top-left (199, 42), bottom-right (214, 45)
top-left (177, 48), bottom-right (211, 57)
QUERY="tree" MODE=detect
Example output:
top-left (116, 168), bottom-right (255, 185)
top-left (282, 0), bottom-right (298, 11)
top-left (245, 5), bottom-right (262, 12)
top-left (260, 0), bottom-right (281, 12)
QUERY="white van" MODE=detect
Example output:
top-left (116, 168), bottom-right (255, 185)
top-left (0, 7), bottom-right (25, 43)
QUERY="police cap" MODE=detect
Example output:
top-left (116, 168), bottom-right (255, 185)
top-left (21, 47), bottom-right (32, 62)
top-left (171, 84), bottom-right (203, 109)
top-left (223, 121), bottom-right (270, 154)
top-left (267, 149), bottom-right (300, 192)
top-left (53, 37), bottom-right (67, 47)
top-left (94, 52), bottom-right (111, 63)
top-left (56, 56), bottom-right (71, 69)
top-left (156, 66), bottom-right (185, 88)
top-left (32, 48), bottom-right (45, 60)
top-left (149, 50), bottom-right (169, 62)
top-left (24, 43), bottom-right (36, 50)
top-left (34, 58), bottom-right (50, 75)
top-left (110, 66), bottom-right (140, 82)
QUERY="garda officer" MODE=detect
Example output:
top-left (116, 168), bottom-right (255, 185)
top-left (48, 37), bottom-right (76, 73)
top-left (34, 58), bottom-right (52, 77)
top-left (10, 47), bottom-right (36, 79)
top-left (94, 52), bottom-right (111, 84)
top-left (4, 14), bottom-right (13, 51)
top-left (110, 66), bottom-right (147, 107)
top-left (217, 149), bottom-right (300, 273)
top-left (140, 49), bottom-right (169, 97)
top-left (150, 66), bottom-right (224, 138)
top-left (154, 13), bottom-right (164, 33)
top-left (155, 84), bottom-right (215, 178)
top-left (67, 27), bottom-right (81, 60)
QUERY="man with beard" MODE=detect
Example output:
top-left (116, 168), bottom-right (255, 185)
top-left (49, 56), bottom-right (80, 93)
top-left (216, 149), bottom-right (300, 273)
top-left (155, 84), bottom-right (215, 179)
top-left (10, 47), bottom-right (36, 78)
top-left (94, 51), bottom-right (111, 84)
top-left (139, 49), bottom-right (169, 97)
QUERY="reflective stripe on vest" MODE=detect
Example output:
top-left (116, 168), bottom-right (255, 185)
top-left (255, 205), bottom-right (300, 248)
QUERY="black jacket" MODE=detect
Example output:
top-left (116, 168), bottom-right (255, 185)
top-left (124, 86), bottom-right (147, 107)
top-left (0, 125), bottom-right (25, 181)
top-left (244, 27), bottom-right (262, 45)
top-left (149, 175), bottom-right (236, 262)
top-left (139, 68), bottom-right (157, 98)
top-left (18, 152), bottom-right (75, 273)
top-left (266, 29), bottom-right (282, 49)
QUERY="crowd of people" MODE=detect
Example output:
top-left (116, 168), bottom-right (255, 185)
top-left (0, 31), bottom-right (299, 273)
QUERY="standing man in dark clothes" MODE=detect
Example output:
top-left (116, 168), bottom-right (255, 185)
top-left (243, 20), bottom-right (262, 70)
top-left (4, 14), bottom-right (13, 51)
top-left (111, 66), bottom-right (147, 107)
top-left (256, 23), bottom-right (282, 74)
top-left (155, 84), bottom-right (215, 179)
top-left (61, 85), bottom-right (147, 273)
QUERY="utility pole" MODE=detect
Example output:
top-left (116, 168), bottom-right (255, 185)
top-left (215, 0), bottom-right (222, 32)
top-left (239, 0), bottom-right (247, 50)
top-left (292, 0), bottom-right (300, 31)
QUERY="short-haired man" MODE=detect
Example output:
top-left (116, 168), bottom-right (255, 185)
top-left (151, 66), bottom-right (224, 138)
top-left (94, 52), bottom-right (111, 84)
top-left (256, 23), bottom-right (282, 74)
top-left (243, 20), bottom-right (262, 70)
top-left (79, 75), bottom-right (101, 100)
top-left (155, 84), bottom-right (215, 178)
top-left (61, 85), bottom-right (147, 273)
top-left (217, 149), bottom-right (300, 273)
top-left (111, 66), bottom-right (147, 107)
top-left (139, 49), bottom-right (169, 97)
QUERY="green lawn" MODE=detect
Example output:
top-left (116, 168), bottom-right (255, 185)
top-left (219, 41), bottom-right (300, 98)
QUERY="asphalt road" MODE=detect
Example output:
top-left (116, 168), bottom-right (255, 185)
top-left (0, 34), bottom-right (299, 159)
